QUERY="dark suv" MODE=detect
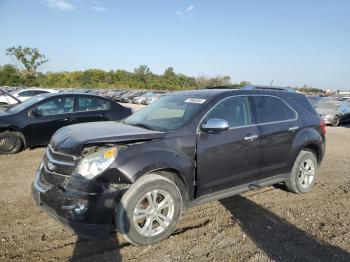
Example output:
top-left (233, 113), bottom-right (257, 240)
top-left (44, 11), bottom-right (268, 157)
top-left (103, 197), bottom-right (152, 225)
top-left (32, 89), bottom-right (326, 245)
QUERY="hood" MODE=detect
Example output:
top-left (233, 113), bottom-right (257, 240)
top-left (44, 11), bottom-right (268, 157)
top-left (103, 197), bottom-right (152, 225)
top-left (0, 111), bottom-right (10, 117)
top-left (50, 121), bottom-right (165, 155)
top-left (316, 108), bottom-right (337, 116)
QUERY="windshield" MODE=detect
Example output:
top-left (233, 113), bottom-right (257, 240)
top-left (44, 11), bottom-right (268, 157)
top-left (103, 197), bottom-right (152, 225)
top-left (315, 102), bottom-right (340, 111)
top-left (124, 94), bottom-right (206, 131)
top-left (7, 96), bottom-right (46, 113)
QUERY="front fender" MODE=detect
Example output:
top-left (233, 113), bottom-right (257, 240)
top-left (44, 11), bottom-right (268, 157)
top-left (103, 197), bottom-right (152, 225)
top-left (0, 125), bottom-right (27, 148)
top-left (120, 149), bottom-right (194, 189)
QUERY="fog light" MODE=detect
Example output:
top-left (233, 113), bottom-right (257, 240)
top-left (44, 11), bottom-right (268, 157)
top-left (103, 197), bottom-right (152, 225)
top-left (74, 202), bottom-right (88, 215)
top-left (62, 200), bottom-right (88, 217)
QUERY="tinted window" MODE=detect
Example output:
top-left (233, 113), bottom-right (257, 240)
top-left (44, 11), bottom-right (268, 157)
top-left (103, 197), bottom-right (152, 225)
top-left (252, 96), bottom-right (296, 124)
top-left (7, 96), bottom-right (46, 113)
top-left (205, 96), bottom-right (252, 127)
top-left (32, 90), bottom-right (49, 95)
top-left (291, 97), bottom-right (318, 116)
top-left (77, 97), bottom-right (111, 111)
top-left (18, 90), bottom-right (31, 97)
top-left (36, 97), bottom-right (74, 116)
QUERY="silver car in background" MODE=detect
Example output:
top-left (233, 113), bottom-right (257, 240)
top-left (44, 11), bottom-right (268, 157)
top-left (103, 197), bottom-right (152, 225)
top-left (315, 100), bottom-right (350, 126)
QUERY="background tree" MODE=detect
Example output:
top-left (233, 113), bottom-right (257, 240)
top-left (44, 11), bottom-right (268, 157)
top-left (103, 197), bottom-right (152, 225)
top-left (0, 64), bottom-right (23, 86)
top-left (6, 46), bottom-right (49, 86)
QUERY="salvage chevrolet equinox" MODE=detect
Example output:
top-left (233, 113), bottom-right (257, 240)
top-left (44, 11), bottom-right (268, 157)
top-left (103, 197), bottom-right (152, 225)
top-left (32, 89), bottom-right (326, 245)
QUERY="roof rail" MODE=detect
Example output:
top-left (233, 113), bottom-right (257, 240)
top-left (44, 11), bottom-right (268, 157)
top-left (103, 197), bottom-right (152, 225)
top-left (241, 85), bottom-right (296, 92)
top-left (205, 85), bottom-right (239, 89)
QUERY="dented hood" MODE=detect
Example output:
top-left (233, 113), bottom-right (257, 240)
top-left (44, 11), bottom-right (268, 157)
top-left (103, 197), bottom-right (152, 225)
top-left (50, 121), bottom-right (165, 155)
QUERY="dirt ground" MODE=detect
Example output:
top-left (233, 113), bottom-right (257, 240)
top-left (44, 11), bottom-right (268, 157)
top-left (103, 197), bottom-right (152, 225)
top-left (0, 124), bottom-right (349, 262)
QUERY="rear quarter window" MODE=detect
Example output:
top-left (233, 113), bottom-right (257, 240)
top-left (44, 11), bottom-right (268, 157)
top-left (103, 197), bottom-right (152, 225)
top-left (289, 96), bottom-right (319, 117)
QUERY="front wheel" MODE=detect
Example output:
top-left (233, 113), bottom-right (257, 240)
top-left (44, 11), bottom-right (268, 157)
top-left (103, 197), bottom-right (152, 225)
top-left (285, 150), bottom-right (318, 194)
top-left (331, 115), bottom-right (340, 127)
top-left (0, 132), bottom-right (23, 155)
top-left (116, 174), bottom-right (183, 245)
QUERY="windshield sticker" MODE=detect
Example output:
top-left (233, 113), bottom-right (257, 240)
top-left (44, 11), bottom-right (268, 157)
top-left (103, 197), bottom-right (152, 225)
top-left (185, 98), bottom-right (206, 104)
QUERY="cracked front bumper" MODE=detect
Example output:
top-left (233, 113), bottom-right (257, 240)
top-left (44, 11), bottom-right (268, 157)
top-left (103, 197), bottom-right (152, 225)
top-left (32, 166), bottom-right (123, 240)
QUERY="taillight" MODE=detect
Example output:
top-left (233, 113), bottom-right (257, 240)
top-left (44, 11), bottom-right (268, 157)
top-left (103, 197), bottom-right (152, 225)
top-left (320, 119), bottom-right (326, 135)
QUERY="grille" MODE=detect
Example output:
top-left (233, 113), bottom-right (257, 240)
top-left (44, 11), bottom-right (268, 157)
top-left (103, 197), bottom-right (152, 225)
top-left (40, 168), bottom-right (68, 187)
top-left (40, 144), bottom-right (77, 187)
top-left (43, 145), bottom-right (78, 176)
top-left (43, 154), bottom-right (74, 175)
top-left (48, 146), bottom-right (75, 163)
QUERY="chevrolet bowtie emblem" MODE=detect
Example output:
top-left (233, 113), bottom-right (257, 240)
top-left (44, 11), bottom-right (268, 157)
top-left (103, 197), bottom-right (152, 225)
top-left (47, 162), bottom-right (56, 172)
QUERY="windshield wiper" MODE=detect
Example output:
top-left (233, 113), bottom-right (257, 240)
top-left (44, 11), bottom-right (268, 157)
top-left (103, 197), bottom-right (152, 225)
top-left (131, 123), bottom-right (154, 130)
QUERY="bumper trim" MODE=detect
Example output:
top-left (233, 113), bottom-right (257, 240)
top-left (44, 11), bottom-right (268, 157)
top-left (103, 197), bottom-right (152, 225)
top-left (32, 184), bottom-right (113, 240)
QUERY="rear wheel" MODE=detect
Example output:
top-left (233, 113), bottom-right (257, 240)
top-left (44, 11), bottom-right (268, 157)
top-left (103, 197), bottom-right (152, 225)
top-left (285, 150), bottom-right (318, 194)
top-left (116, 174), bottom-right (183, 245)
top-left (0, 132), bottom-right (23, 155)
top-left (331, 115), bottom-right (340, 127)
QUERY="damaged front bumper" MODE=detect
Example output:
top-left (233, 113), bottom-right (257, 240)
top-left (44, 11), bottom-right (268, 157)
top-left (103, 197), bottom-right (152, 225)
top-left (32, 164), bottom-right (124, 240)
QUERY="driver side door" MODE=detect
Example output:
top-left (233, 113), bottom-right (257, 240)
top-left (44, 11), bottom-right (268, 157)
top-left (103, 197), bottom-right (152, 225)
top-left (196, 96), bottom-right (261, 197)
top-left (24, 96), bottom-right (75, 146)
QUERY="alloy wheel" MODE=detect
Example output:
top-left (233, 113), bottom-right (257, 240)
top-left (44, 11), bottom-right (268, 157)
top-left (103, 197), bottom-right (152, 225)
top-left (133, 189), bottom-right (175, 237)
top-left (298, 159), bottom-right (315, 188)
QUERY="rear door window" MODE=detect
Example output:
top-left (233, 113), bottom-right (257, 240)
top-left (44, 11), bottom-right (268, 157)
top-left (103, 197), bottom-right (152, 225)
top-left (251, 96), bottom-right (297, 124)
top-left (77, 97), bottom-right (111, 111)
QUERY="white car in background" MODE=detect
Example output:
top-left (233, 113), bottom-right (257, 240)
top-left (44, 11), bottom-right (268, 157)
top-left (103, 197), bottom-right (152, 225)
top-left (0, 88), bottom-right (59, 105)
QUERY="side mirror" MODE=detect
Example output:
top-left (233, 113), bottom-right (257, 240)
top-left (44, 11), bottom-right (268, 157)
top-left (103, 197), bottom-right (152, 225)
top-left (30, 108), bottom-right (41, 117)
top-left (201, 118), bottom-right (229, 132)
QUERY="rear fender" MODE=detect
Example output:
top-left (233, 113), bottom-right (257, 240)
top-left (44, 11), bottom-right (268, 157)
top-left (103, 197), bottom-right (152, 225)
top-left (290, 127), bottom-right (324, 167)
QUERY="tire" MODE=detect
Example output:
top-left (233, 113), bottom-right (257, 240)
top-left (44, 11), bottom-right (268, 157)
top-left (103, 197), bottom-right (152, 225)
top-left (285, 150), bottom-right (318, 194)
top-left (116, 174), bottom-right (183, 245)
top-left (331, 115), bottom-right (340, 127)
top-left (0, 132), bottom-right (23, 155)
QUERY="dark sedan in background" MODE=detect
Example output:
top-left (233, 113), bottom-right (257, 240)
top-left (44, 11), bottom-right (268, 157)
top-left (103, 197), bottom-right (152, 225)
top-left (0, 93), bottom-right (132, 154)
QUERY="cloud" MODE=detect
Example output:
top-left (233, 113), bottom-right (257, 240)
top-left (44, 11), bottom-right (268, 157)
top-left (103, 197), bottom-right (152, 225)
top-left (46, 0), bottom-right (75, 11)
top-left (91, 6), bottom-right (106, 12)
top-left (185, 5), bottom-right (194, 13)
top-left (176, 5), bottom-right (194, 16)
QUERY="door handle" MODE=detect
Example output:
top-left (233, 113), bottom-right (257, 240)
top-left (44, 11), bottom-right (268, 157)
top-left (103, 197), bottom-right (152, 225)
top-left (244, 134), bottom-right (258, 142)
top-left (64, 117), bottom-right (72, 121)
top-left (288, 126), bottom-right (299, 132)
top-left (99, 114), bottom-right (105, 118)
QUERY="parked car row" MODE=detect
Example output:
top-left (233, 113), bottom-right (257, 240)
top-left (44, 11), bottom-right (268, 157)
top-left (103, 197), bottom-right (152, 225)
top-left (0, 86), bottom-right (170, 106)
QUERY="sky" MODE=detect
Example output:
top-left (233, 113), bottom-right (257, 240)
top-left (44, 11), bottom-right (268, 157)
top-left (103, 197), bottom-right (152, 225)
top-left (0, 0), bottom-right (349, 90)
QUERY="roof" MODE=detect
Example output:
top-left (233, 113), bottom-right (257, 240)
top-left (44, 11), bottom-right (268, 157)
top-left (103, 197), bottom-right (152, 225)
top-left (170, 88), bottom-right (303, 100)
top-left (33, 92), bottom-right (116, 101)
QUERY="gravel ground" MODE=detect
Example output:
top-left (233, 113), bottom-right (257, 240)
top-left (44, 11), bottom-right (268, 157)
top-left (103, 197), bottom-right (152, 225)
top-left (0, 123), bottom-right (349, 262)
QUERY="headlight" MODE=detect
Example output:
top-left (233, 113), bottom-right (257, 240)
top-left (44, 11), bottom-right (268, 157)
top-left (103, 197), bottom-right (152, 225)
top-left (76, 147), bottom-right (118, 180)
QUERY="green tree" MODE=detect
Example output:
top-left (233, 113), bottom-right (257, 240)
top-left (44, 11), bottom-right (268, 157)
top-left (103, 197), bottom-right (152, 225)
top-left (0, 64), bottom-right (23, 86)
top-left (134, 65), bottom-right (152, 86)
top-left (6, 46), bottom-right (49, 86)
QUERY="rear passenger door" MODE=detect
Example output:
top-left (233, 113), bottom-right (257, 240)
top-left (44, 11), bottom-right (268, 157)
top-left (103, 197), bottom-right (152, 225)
top-left (250, 95), bottom-right (299, 178)
top-left (72, 96), bottom-right (110, 123)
